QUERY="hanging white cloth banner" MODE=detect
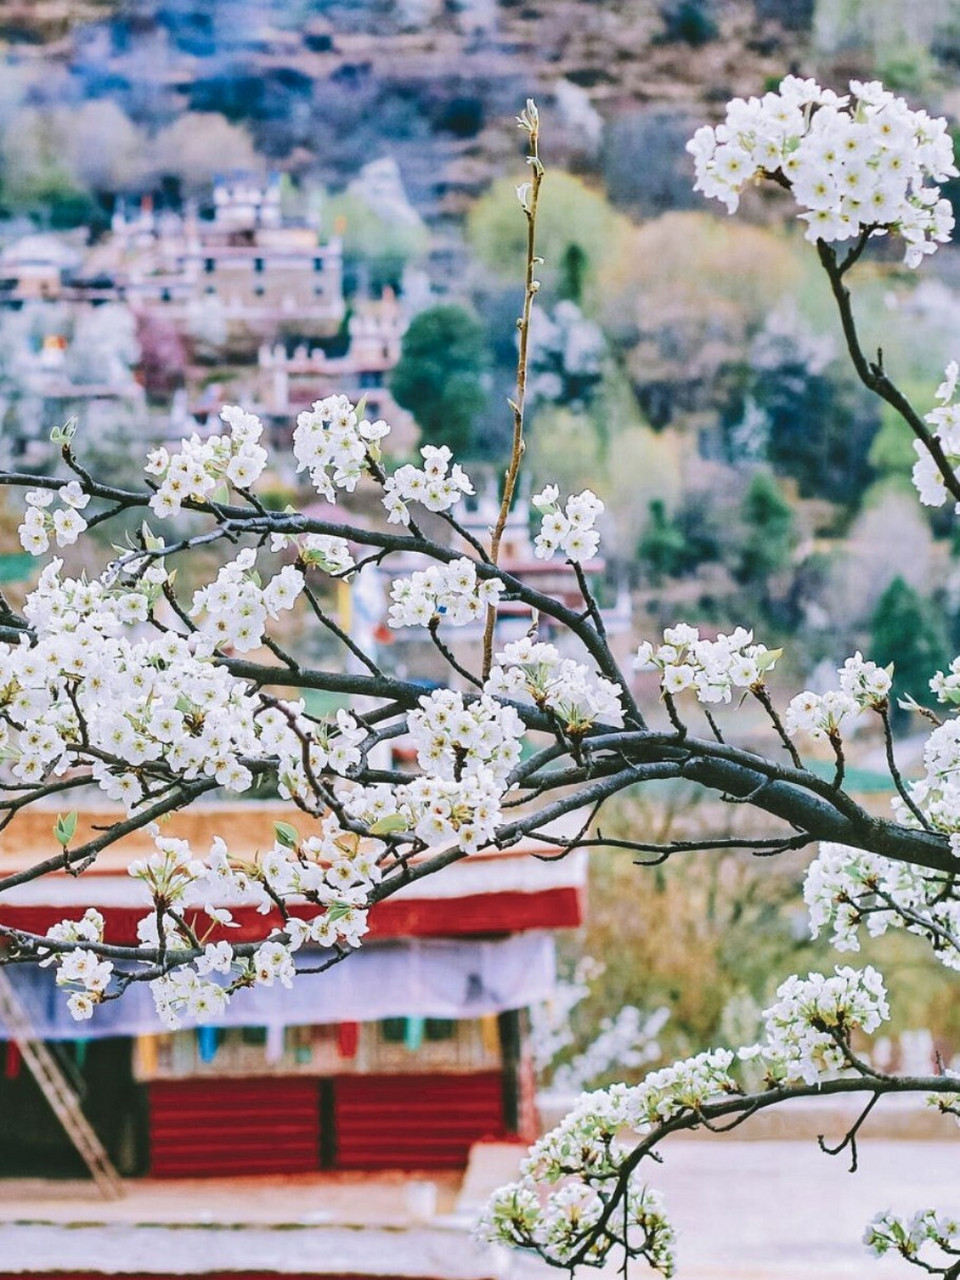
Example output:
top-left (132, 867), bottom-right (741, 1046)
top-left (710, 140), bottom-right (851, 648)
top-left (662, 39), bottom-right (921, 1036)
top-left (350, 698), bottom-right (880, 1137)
top-left (0, 932), bottom-right (556, 1041)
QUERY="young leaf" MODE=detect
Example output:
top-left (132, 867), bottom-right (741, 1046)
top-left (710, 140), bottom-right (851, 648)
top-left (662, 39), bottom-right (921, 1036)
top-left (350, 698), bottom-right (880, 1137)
top-left (55, 811), bottom-right (78, 847)
top-left (274, 821), bottom-right (300, 850)
top-left (368, 814), bottom-right (409, 836)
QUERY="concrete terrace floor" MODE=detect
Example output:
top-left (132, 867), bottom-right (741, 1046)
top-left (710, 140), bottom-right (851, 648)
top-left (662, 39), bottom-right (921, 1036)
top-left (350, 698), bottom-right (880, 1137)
top-left (0, 1113), bottom-right (957, 1279)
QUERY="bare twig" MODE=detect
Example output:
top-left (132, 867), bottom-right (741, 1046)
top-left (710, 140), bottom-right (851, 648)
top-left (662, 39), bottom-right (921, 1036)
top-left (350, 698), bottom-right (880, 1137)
top-left (482, 102), bottom-right (544, 680)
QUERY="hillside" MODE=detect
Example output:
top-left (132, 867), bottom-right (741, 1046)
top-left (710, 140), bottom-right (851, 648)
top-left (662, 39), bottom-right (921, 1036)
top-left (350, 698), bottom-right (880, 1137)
top-left (0, 1), bottom-right (812, 224)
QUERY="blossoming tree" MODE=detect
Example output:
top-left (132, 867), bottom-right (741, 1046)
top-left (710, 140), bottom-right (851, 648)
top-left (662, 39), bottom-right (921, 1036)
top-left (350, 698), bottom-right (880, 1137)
top-left (2, 84), bottom-right (960, 1275)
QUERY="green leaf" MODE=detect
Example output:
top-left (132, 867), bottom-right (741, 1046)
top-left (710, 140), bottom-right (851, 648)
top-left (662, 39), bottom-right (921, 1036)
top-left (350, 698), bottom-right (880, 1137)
top-left (141, 521), bottom-right (165, 552)
top-left (55, 811), bottom-right (78, 847)
top-left (756, 648), bottom-right (783, 673)
top-left (367, 814), bottom-right (409, 836)
top-left (50, 417), bottom-right (77, 445)
top-left (897, 693), bottom-right (931, 712)
top-left (274, 821), bottom-right (300, 850)
top-left (326, 902), bottom-right (352, 923)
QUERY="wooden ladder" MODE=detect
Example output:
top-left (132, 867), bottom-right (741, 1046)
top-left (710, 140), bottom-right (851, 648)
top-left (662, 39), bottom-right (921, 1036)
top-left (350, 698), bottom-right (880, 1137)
top-left (0, 968), bottom-right (124, 1198)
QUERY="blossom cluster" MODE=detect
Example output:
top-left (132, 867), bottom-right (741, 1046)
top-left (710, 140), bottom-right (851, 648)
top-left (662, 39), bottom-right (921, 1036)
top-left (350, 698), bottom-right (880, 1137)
top-left (633, 624), bottom-right (780, 702)
top-left (267, 530), bottom-right (355, 577)
top-left (478, 1175), bottom-right (675, 1273)
top-left (292, 394), bottom-right (389, 500)
top-left (500, 1048), bottom-right (740, 1206)
top-left (865, 1209), bottom-right (960, 1268)
top-left (259, 704), bottom-right (368, 804)
top-left (387, 557), bottom-right (503, 628)
top-left (287, 396), bottom-right (476, 528)
top-left (250, 825), bottom-right (377, 948)
top-left (479, 1049), bottom-right (737, 1270)
top-left (343, 690), bottom-right (522, 853)
top-left (913, 361), bottom-right (960, 510)
top-left (1, 556), bottom-right (372, 809)
top-left (44, 821), bottom-right (381, 1027)
top-left (486, 637), bottom-right (623, 732)
top-left (38, 908), bottom-right (110, 1021)
top-left (889, 717), bottom-right (960, 853)
top-left (687, 75), bottom-right (957, 266)
top-left (18, 481), bottom-right (90, 555)
top-left (344, 770), bottom-right (504, 855)
top-left (804, 842), bottom-right (960, 972)
top-left (532, 485), bottom-right (604, 562)
top-left (929, 647), bottom-right (960, 705)
top-left (190, 550), bottom-right (304, 652)
top-left (55, 949), bottom-right (115, 1021)
top-left (406, 689), bottom-right (524, 786)
top-left (3, 560), bottom-right (258, 802)
top-left (746, 965), bottom-right (890, 1086)
top-left (784, 651), bottom-right (891, 740)
top-left (381, 445), bottom-right (474, 525)
top-left (483, 960), bottom-right (893, 1267)
top-left (144, 405), bottom-right (268, 518)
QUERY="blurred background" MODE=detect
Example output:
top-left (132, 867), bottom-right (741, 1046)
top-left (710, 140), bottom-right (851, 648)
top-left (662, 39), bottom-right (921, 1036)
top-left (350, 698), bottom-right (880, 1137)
top-left (0, 0), bottom-right (959, 1200)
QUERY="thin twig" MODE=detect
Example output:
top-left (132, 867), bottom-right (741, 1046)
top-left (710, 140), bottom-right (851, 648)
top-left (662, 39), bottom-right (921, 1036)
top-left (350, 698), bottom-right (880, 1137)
top-left (482, 102), bottom-right (544, 680)
top-left (817, 1090), bottom-right (880, 1173)
top-left (752, 683), bottom-right (802, 769)
top-left (877, 702), bottom-right (932, 831)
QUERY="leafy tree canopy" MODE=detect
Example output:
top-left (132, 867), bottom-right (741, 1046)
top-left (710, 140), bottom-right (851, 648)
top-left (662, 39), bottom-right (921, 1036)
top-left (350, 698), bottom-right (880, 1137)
top-left (390, 304), bottom-right (490, 457)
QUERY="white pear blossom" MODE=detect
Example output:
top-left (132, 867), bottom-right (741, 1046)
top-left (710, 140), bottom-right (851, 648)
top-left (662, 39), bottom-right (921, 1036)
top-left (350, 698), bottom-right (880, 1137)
top-left (19, 486), bottom-right (89, 554)
top-left (914, 363), bottom-right (960, 512)
top-left (145, 404), bottom-right (267, 518)
top-left (292, 393), bottom-right (390, 501)
top-left (382, 444), bottom-right (474, 526)
top-left (634, 624), bottom-right (780, 704)
top-left (688, 75), bottom-right (956, 267)
top-left (487, 636), bottom-right (622, 732)
top-left (388, 557), bottom-right (503, 628)
top-left (784, 650), bottom-right (892, 740)
top-left (805, 842), bottom-right (960, 970)
top-left (532, 485), bottom-right (603, 562)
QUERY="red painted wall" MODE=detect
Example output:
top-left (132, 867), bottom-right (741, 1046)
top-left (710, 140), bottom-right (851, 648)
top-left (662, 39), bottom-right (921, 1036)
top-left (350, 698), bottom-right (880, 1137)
top-left (0, 886), bottom-right (583, 946)
top-left (148, 1078), bottom-right (320, 1178)
top-left (147, 1072), bottom-right (506, 1177)
top-left (332, 1072), bottom-right (505, 1169)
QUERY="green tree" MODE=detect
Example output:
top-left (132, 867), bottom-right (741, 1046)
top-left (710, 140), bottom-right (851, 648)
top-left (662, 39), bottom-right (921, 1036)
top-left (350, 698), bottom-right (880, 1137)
top-left (467, 171), bottom-right (631, 313)
top-left (390, 305), bottom-right (490, 457)
top-left (871, 576), bottom-right (950, 723)
top-left (734, 470), bottom-right (795, 587)
top-left (638, 499), bottom-right (687, 584)
top-left (323, 190), bottom-right (428, 295)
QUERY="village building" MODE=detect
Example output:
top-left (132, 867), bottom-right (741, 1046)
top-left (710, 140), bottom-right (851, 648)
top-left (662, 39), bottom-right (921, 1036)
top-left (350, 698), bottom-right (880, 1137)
top-left (0, 804), bottom-right (585, 1183)
top-left (0, 179), bottom-right (345, 341)
top-left (0, 174), bottom-right (420, 466)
